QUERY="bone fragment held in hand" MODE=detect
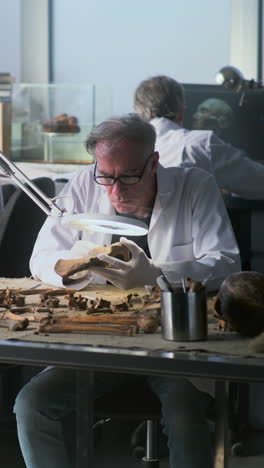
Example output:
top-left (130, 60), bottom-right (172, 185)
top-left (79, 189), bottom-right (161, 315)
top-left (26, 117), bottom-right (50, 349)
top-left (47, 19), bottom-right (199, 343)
top-left (54, 242), bottom-right (130, 279)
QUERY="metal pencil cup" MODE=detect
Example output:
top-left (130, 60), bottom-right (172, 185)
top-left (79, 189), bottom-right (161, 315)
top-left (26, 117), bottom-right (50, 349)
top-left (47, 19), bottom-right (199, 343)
top-left (161, 289), bottom-right (207, 341)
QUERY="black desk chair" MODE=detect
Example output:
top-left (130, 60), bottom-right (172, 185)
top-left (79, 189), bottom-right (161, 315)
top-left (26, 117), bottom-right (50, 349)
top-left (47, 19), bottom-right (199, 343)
top-left (223, 194), bottom-right (252, 270)
top-left (0, 176), bottom-right (55, 277)
top-left (1, 183), bottom-right (17, 205)
top-left (94, 381), bottom-right (251, 466)
top-left (0, 178), bottom-right (55, 424)
top-left (94, 383), bottom-right (161, 467)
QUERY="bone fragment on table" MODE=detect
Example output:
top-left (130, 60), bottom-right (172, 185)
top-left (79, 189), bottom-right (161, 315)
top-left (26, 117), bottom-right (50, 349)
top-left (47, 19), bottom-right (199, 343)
top-left (0, 309), bottom-right (53, 322)
top-left (0, 318), bottom-right (29, 331)
top-left (91, 298), bottom-right (111, 309)
top-left (136, 313), bottom-right (160, 333)
top-left (10, 318), bottom-right (29, 331)
top-left (35, 308), bottom-right (69, 320)
top-left (13, 295), bottom-right (25, 307)
top-left (110, 297), bottom-right (131, 312)
top-left (42, 288), bottom-right (76, 296)
top-left (21, 288), bottom-right (75, 296)
top-left (0, 288), bottom-right (75, 297)
top-left (41, 310), bottom-right (160, 334)
top-left (65, 294), bottom-right (88, 310)
top-left (139, 302), bottom-right (161, 312)
top-left (36, 322), bottom-right (137, 336)
top-left (54, 242), bottom-right (130, 279)
top-left (40, 296), bottom-right (60, 308)
top-left (9, 306), bottom-right (34, 314)
top-left (47, 313), bottom-right (139, 324)
top-left (141, 291), bottom-right (161, 306)
top-left (3, 311), bottom-right (37, 322)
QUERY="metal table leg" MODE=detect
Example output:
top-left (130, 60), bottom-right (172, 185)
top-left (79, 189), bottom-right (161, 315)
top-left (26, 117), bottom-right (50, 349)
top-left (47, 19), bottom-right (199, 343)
top-left (75, 370), bottom-right (94, 468)
top-left (214, 380), bottom-right (229, 468)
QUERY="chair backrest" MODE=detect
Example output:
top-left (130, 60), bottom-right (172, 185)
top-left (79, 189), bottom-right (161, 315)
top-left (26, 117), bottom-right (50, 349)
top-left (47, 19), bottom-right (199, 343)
top-left (1, 183), bottom-right (17, 205)
top-left (223, 194), bottom-right (264, 271)
top-left (223, 194), bottom-right (252, 270)
top-left (0, 177), bottom-right (55, 277)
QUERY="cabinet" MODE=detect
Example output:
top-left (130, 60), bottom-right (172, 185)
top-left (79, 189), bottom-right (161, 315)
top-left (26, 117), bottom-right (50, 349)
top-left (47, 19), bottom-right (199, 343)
top-left (11, 83), bottom-right (111, 164)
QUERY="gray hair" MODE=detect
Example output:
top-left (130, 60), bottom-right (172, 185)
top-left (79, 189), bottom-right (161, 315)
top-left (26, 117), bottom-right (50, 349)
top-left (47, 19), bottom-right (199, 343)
top-left (134, 75), bottom-right (185, 121)
top-left (85, 113), bottom-right (156, 158)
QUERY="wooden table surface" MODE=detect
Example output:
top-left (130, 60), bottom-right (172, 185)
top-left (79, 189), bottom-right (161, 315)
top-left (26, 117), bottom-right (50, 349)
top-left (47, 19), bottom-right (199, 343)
top-left (0, 277), bottom-right (261, 359)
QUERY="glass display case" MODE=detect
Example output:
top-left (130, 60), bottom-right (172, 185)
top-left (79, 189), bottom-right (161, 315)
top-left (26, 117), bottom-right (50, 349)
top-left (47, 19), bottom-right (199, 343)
top-left (11, 83), bottom-right (112, 164)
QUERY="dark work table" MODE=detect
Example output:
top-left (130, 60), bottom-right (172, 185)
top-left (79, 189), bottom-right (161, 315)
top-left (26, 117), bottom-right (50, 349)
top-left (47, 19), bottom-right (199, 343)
top-left (1, 278), bottom-right (264, 468)
top-left (0, 338), bottom-right (264, 468)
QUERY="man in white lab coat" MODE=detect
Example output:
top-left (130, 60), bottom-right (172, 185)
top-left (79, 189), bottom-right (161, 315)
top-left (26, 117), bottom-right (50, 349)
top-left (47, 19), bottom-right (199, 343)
top-left (134, 75), bottom-right (264, 200)
top-left (15, 114), bottom-right (240, 468)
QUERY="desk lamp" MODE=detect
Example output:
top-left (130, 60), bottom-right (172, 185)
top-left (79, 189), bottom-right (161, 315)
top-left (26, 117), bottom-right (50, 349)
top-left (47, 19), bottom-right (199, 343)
top-left (0, 151), bottom-right (148, 236)
top-left (215, 65), bottom-right (264, 106)
top-left (215, 66), bottom-right (246, 92)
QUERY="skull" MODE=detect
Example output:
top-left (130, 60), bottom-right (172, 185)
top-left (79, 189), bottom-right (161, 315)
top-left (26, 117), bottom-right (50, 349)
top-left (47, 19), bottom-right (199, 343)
top-left (192, 98), bottom-right (234, 135)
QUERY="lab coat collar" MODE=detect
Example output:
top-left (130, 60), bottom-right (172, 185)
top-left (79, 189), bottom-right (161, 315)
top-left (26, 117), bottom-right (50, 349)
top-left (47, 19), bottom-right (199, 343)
top-left (156, 162), bottom-right (175, 195)
top-left (149, 163), bottom-right (175, 232)
top-left (151, 117), bottom-right (182, 135)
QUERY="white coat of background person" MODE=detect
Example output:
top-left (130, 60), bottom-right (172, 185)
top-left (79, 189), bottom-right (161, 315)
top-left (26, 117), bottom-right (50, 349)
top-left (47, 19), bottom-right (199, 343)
top-left (134, 75), bottom-right (264, 200)
top-left (29, 114), bottom-right (240, 292)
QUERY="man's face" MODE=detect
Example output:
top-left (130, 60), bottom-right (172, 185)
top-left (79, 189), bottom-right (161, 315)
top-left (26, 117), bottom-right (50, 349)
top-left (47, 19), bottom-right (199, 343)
top-left (95, 138), bottom-right (158, 217)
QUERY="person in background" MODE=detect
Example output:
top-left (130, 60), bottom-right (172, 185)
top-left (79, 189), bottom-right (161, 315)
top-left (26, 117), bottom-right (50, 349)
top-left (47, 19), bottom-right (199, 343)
top-left (14, 114), bottom-right (240, 468)
top-left (134, 75), bottom-right (264, 200)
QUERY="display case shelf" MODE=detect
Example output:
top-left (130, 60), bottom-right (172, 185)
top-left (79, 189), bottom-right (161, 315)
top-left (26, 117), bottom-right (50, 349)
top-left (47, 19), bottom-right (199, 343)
top-left (10, 83), bottom-right (112, 164)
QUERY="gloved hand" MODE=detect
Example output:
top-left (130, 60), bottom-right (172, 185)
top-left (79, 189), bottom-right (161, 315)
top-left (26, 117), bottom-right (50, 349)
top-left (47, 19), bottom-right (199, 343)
top-left (89, 237), bottom-right (162, 289)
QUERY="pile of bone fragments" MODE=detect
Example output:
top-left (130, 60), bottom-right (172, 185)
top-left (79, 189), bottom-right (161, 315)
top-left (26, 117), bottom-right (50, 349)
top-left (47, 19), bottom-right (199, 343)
top-left (0, 286), bottom-right (161, 337)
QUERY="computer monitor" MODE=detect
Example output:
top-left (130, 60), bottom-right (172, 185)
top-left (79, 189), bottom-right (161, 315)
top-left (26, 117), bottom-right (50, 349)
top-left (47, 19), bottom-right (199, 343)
top-left (182, 83), bottom-right (264, 161)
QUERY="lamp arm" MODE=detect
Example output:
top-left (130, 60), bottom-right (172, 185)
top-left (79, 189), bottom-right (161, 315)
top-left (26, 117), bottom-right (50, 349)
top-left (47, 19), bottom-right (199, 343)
top-left (0, 152), bottom-right (149, 236)
top-left (0, 151), bottom-right (65, 217)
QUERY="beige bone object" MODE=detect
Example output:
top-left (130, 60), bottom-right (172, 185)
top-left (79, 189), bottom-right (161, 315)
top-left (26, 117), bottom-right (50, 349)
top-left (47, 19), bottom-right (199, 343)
top-left (54, 242), bottom-right (130, 279)
top-left (40, 310), bottom-right (160, 334)
top-left (0, 318), bottom-right (29, 332)
top-left (37, 322), bottom-right (137, 336)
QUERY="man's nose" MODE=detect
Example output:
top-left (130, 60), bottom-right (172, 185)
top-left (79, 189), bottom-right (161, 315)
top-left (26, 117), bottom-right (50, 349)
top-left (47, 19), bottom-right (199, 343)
top-left (111, 180), bottom-right (124, 194)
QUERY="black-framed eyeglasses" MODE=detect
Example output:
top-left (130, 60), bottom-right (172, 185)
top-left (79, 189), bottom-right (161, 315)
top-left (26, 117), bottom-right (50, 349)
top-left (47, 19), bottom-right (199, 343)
top-left (93, 153), bottom-right (153, 186)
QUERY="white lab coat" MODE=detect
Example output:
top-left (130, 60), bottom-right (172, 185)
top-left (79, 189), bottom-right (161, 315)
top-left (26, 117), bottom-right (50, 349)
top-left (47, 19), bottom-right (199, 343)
top-left (152, 117), bottom-right (264, 200)
top-left (30, 163), bottom-right (240, 290)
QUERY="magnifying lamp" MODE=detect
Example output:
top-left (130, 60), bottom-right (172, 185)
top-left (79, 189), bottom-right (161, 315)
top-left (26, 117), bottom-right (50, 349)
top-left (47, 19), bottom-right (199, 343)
top-left (215, 65), bottom-right (263, 92)
top-left (215, 66), bottom-right (246, 92)
top-left (0, 151), bottom-right (148, 236)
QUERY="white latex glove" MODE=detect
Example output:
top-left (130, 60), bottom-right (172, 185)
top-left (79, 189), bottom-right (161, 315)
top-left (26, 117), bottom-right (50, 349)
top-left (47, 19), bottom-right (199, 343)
top-left (89, 237), bottom-right (162, 290)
